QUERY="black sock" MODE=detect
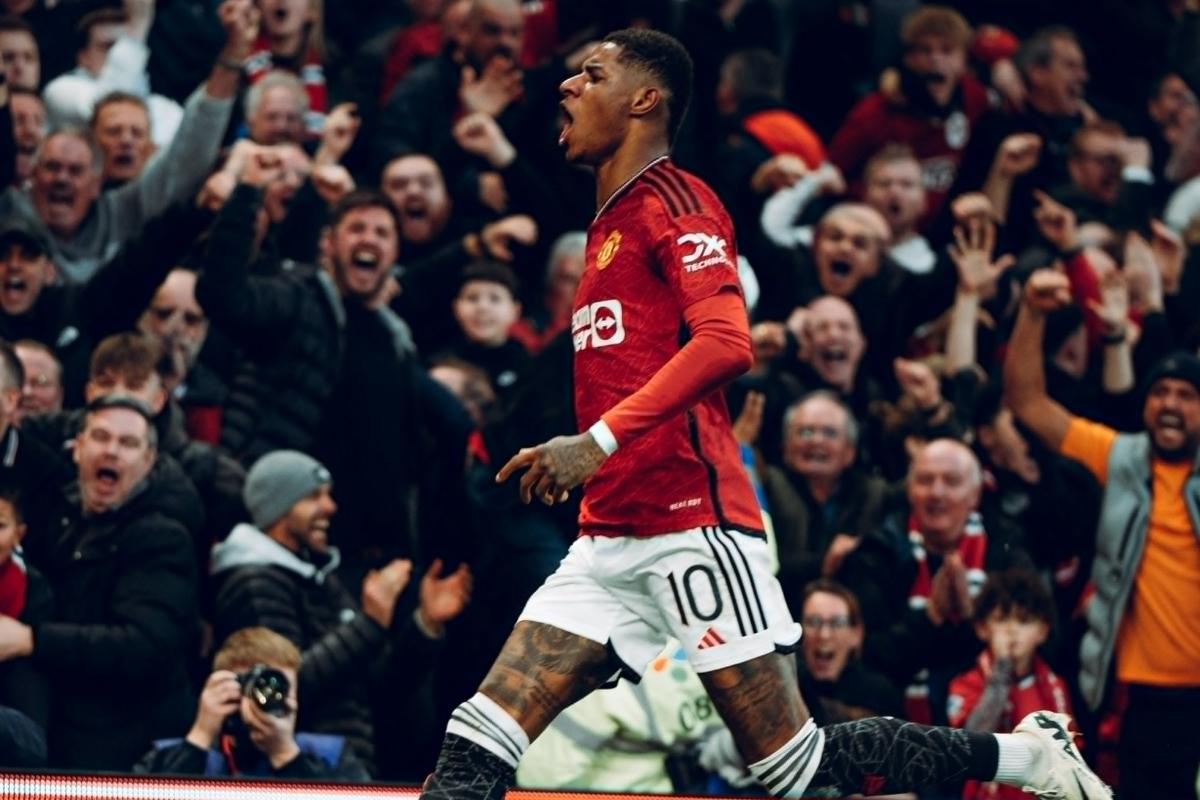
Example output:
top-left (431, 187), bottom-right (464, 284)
top-left (806, 717), bottom-right (998, 796)
top-left (420, 733), bottom-right (516, 800)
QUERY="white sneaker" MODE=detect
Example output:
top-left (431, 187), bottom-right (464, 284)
top-left (1013, 711), bottom-right (1112, 799)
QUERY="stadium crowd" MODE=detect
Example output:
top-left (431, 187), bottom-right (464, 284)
top-left (0, 0), bottom-right (1198, 797)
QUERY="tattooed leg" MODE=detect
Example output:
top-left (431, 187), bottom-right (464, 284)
top-left (421, 621), bottom-right (616, 800)
top-left (700, 652), bottom-right (1000, 797)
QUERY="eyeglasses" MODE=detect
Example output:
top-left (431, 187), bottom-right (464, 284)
top-left (790, 425), bottom-right (844, 442)
top-left (802, 615), bottom-right (853, 631)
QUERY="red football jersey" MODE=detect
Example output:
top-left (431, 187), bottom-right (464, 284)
top-left (827, 75), bottom-right (992, 225)
top-left (573, 158), bottom-right (763, 538)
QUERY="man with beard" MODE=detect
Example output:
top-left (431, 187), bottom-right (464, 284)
top-left (0, 0), bottom-right (252, 283)
top-left (1005, 269), bottom-right (1200, 800)
top-left (209, 450), bottom-right (471, 777)
top-left (828, 6), bottom-right (990, 225)
top-left (0, 396), bottom-right (197, 770)
top-left (196, 155), bottom-right (471, 582)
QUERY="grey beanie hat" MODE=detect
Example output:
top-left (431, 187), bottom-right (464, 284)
top-left (244, 450), bottom-right (333, 529)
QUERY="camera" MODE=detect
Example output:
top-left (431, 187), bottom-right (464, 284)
top-left (236, 663), bottom-right (290, 717)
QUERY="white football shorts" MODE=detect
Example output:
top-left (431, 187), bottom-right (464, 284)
top-left (518, 526), bottom-right (802, 677)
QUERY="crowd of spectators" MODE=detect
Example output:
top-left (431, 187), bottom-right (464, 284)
top-left (0, 0), bottom-right (1199, 797)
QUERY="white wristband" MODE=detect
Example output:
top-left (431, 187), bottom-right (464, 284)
top-left (588, 419), bottom-right (619, 455)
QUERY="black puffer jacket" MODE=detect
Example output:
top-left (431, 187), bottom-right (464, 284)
top-left (208, 524), bottom-right (442, 774)
top-left (33, 472), bottom-right (198, 770)
top-left (194, 187), bottom-right (342, 461)
top-left (195, 185), bottom-right (416, 464)
top-left (20, 410), bottom-right (208, 564)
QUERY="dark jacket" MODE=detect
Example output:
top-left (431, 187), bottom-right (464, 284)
top-left (209, 524), bottom-right (443, 774)
top-left (839, 508), bottom-right (1031, 692)
top-left (0, 427), bottom-right (73, 551)
top-left (19, 415), bottom-right (205, 567)
top-left (135, 733), bottom-right (371, 780)
top-left (21, 404), bottom-right (244, 568)
top-left (762, 464), bottom-right (894, 612)
top-left (33, 471), bottom-right (199, 770)
top-left (194, 185), bottom-right (416, 464)
top-left (0, 203), bottom-right (212, 405)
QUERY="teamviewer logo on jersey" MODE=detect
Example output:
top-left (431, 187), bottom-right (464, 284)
top-left (572, 300), bottom-right (626, 352)
top-left (677, 232), bottom-right (729, 272)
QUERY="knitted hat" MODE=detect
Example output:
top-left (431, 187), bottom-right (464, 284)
top-left (243, 451), bottom-right (332, 530)
top-left (1143, 351), bottom-right (1200, 396)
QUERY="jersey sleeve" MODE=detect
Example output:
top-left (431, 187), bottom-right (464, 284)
top-left (649, 205), bottom-right (743, 311)
top-left (1059, 416), bottom-right (1118, 485)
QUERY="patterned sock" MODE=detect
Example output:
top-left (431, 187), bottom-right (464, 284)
top-left (805, 717), bottom-right (998, 796)
top-left (420, 733), bottom-right (516, 800)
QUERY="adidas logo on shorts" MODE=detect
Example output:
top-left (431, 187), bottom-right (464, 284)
top-left (697, 627), bottom-right (726, 650)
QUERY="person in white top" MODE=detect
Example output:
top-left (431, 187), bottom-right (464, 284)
top-left (41, 0), bottom-right (183, 150)
top-left (760, 146), bottom-right (936, 275)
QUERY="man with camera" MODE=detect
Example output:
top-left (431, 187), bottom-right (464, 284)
top-left (136, 626), bottom-right (370, 778)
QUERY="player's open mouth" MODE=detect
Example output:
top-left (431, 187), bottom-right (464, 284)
top-left (830, 260), bottom-right (853, 277)
top-left (1157, 412), bottom-right (1185, 431)
top-left (114, 152), bottom-right (135, 168)
top-left (559, 104), bottom-right (574, 146)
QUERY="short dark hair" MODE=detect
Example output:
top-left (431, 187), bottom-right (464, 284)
top-left (802, 578), bottom-right (863, 627)
top-left (1014, 26), bottom-right (1080, 77)
top-left (330, 189), bottom-right (401, 234)
top-left (83, 394), bottom-right (158, 449)
top-left (602, 28), bottom-right (694, 144)
top-left (459, 261), bottom-right (518, 296)
top-left (720, 49), bottom-right (783, 104)
top-left (0, 14), bottom-right (34, 37)
top-left (0, 340), bottom-right (23, 393)
top-left (973, 569), bottom-right (1055, 626)
top-left (75, 8), bottom-right (126, 55)
top-left (90, 91), bottom-right (150, 130)
top-left (1068, 119), bottom-right (1126, 160)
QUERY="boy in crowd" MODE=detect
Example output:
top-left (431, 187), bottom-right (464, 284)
top-left (446, 263), bottom-right (529, 396)
top-left (949, 570), bottom-right (1073, 800)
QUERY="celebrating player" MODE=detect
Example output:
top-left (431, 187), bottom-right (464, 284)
top-left (419, 29), bottom-right (1110, 800)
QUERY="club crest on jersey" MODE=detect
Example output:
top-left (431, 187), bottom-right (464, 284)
top-left (677, 232), bottom-right (729, 272)
top-left (596, 230), bottom-right (622, 270)
top-left (572, 300), bottom-right (625, 351)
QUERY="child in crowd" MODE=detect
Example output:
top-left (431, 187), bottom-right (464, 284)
top-left (445, 263), bottom-right (529, 397)
top-left (948, 569), bottom-right (1073, 800)
top-left (0, 489), bottom-right (52, 737)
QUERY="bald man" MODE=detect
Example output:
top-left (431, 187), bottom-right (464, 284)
top-left (838, 438), bottom-right (1032, 723)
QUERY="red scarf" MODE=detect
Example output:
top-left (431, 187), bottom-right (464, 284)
top-left (904, 512), bottom-right (988, 723)
top-left (0, 554), bottom-right (28, 620)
